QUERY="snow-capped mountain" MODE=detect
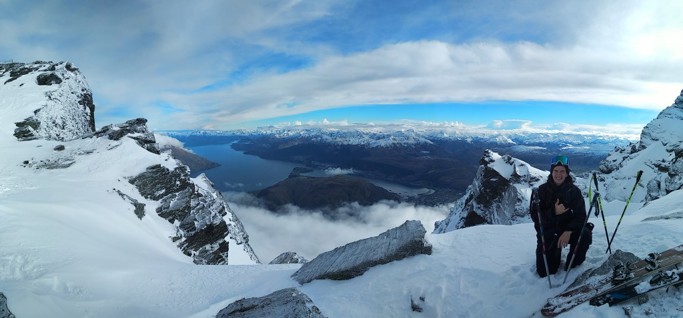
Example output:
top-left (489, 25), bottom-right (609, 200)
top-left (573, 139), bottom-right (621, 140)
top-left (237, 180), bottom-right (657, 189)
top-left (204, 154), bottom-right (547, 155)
top-left (598, 89), bottom-right (683, 203)
top-left (434, 149), bottom-right (547, 232)
top-left (0, 61), bottom-right (258, 265)
top-left (166, 122), bottom-right (632, 154)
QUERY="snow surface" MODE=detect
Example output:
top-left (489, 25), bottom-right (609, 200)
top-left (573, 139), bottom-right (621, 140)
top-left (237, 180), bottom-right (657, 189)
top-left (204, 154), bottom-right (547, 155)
top-left (3, 66), bottom-right (683, 317)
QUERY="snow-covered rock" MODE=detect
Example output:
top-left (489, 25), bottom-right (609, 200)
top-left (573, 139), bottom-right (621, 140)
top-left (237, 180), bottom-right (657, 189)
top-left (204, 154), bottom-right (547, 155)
top-left (433, 149), bottom-right (546, 232)
top-left (270, 252), bottom-right (309, 264)
top-left (291, 220), bottom-right (432, 284)
top-left (1, 61), bottom-right (95, 141)
top-left (599, 89), bottom-right (683, 203)
top-left (216, 288), bottom-right (326, 318)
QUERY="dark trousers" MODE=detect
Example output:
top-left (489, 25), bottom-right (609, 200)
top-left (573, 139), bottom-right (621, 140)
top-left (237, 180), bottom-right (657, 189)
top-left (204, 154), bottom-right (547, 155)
top-left (536, 225), bottom-right (592, 277)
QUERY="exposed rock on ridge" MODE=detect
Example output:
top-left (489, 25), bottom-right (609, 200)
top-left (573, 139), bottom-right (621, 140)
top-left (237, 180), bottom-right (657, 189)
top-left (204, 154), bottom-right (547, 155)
top-left (216, 288), bottom-right (326, 318)
top-left (291, 220), bottom-right (432, 285)
top-left (129, 164), bottom-right (259, 264)
top-left (1, 61), bottom-right (95, 141)
top-left (433, 149), bottom-right (546, 232)
top-left (95, 118), bottom-right (159, 154)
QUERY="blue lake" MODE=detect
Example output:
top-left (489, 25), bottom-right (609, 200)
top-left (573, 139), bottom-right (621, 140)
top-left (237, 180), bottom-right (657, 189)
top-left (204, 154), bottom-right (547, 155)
top-left (188, 144), bottom-right (301, 192)
top-left (188, 143), bottom-right (432, 197)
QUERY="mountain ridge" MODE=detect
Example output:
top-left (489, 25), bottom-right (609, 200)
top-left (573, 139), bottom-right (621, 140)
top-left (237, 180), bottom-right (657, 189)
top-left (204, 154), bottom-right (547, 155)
top-left (0, 60), bottom-right (259, 265)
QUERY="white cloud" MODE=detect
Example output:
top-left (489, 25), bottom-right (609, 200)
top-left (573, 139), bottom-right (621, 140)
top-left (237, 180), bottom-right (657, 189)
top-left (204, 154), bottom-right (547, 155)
top-left (2, 1), bottom-right (681, 130)
top-left (188, 40), bottom-right (681, 128)
top-left (224, 192), bottom-right (450, 262)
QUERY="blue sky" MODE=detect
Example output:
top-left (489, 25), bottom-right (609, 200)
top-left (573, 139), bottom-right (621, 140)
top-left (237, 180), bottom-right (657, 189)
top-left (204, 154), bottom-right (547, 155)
top-left (1, 0), bottom-right (681, 135)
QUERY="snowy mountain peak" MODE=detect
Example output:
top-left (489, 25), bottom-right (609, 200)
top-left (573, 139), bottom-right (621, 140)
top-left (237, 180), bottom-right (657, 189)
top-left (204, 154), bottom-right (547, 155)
top-left (1, 61), bottom-right (259, 265)
top-left (434, 149), bottom-right (547, 232)
top-left (599, 88), bottom-right (683, 203)
top-left (1, 61), bottom-right (95, 141)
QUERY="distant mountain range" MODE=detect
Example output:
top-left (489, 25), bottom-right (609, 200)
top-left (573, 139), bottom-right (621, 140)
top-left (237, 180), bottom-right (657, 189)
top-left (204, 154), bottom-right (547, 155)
top-left (164, 123), bottom-right (632, 207)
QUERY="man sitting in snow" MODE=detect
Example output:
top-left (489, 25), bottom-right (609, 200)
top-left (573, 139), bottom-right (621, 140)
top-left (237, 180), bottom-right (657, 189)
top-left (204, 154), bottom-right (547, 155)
top-left (530, 155), bottom-right (593, 277)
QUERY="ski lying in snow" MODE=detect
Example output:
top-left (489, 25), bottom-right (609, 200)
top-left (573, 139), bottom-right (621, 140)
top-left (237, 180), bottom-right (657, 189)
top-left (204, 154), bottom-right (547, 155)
top-left (540, 244), bottom-right (683, 317)
top-left (590, 265), bottom-right (683, 307)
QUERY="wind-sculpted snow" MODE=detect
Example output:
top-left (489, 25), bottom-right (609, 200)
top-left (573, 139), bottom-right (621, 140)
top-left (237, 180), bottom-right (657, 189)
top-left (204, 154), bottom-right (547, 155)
top-left (434, 149), bottom-right (546, 232)
top-left (599, 89), bottom-right (683, 203)
top-left (291, 220), bottom-right (432, 284)
top-left (216, 288), bottom-right (326, 318)
top-left (1, 61), bottom-right (95, 141)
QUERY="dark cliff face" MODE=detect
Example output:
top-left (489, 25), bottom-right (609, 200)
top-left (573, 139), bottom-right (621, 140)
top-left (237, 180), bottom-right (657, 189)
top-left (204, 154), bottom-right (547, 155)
top-left (256, 174), bottom-right (401, 217)
top-left (129, 164), bottom-right (232, 265)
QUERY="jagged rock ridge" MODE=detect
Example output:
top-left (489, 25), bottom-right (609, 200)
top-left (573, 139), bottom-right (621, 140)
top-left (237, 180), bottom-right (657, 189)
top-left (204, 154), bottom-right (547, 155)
top-left (433, 149), bottom-right (546, 232)
top-left (129, 164), bottom-right (258, 264)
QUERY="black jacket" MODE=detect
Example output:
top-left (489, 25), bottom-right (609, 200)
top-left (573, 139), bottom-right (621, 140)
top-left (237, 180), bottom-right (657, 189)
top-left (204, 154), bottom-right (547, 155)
top-left (530, 175), bottom-right (586, 239)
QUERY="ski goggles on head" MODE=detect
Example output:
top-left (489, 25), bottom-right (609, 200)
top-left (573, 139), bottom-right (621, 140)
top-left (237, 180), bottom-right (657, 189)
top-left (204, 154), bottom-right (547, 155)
top-left (551, 155), bottom-right (570, 167)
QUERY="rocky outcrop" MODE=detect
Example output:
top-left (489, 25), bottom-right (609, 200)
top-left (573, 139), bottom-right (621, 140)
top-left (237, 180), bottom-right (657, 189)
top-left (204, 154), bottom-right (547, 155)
top-left (599, 89), bottom-right (683, 203)
top-left (95, 118), bottom-right (159, 154)
top-left (0, 292), bottom-right (14, 318)
top-left (2, 61), bottom-right (96, 141)
top-left (216, 288), bottom-right (326, 318)
top-left (256, 174), bottom-right (401, 215)
top-left (129, 165), bottom-right (259, 264)
top-left (433, 150), bottom-right (546, 232)
top-left (291, 220), bottom-right (432, 284)
top-left (269, 252), bottom-right (309, 264)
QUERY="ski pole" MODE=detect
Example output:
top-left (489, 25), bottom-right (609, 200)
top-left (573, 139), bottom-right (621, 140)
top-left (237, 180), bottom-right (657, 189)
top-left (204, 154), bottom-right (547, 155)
top-left (533, 188), bottom-right (553, 288)
top-left (591, 172), bottom-right (611, 254)
top-left (605, 170), bottom-right (643, 253)
top-left (563, 192), bottom-right (598, 285)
